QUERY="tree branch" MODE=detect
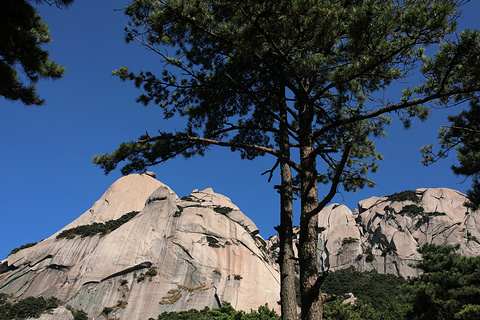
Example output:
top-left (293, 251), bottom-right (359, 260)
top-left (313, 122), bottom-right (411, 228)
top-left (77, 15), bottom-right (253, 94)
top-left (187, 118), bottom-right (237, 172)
top-left (314, 88), bottom-right (479, 140)
top-left (307, 142), bottom-right (352, 219)
top-left (136, 132), bottom-right (304, 174)
top-left (261, 159), bottom-right (280, 182)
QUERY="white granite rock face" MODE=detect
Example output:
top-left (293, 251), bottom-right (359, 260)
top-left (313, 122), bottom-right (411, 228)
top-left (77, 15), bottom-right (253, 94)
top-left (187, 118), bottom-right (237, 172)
top-left (0, 174), bottom-right (280, 320)
top-left (268, 187), bottom-right (480, 278)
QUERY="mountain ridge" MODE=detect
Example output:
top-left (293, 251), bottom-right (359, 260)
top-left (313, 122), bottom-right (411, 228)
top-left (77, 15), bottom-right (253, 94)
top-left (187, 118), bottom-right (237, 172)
top-left (1, 174), bottom-right (480, 319)
top-left (267, 186), bottom-right (480, 278)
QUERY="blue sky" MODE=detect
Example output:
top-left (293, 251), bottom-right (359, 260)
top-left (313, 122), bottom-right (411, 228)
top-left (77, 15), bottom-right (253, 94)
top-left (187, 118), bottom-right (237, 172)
top-left (1, 0), bottom-right (479, 260)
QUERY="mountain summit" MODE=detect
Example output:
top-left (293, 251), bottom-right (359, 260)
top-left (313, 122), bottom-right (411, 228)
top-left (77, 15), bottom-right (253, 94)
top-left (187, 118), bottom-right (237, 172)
top-left (0, 173), bottom-right (280, 319)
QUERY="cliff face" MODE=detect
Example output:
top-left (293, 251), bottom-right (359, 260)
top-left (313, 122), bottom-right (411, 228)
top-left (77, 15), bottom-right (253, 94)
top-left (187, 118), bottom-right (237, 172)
top-left (267, 188), bottom-right (480, 278)
top-left (0, 174), bottom-right (280, 320)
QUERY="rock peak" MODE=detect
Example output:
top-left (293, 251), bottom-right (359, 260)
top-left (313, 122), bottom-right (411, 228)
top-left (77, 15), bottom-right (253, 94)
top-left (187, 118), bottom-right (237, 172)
top-left (268, 187), bottom-right (480, 279)
top-left (0, 174), bottom-right (279, 320)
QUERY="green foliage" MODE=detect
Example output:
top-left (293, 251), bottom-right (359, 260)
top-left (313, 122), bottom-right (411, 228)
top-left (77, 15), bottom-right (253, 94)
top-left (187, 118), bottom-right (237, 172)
top-left (322, 266), bottom-right (406, 310)
top-left (403, 243), bottom-right (480, 320)
top-left (0, 262), bottom-right (8, 275)
top-left (467, 231), bottom-right (480, 244)
top-left (455, 304), bottom-right (480, 320)
top-left (173, 205), bottom-right (183, 217)
top-left (0, 0), bottom-right (72, 106)
top-left (137, 267), bottom-right (158, 282)
top-left (422, 95), bottom-right (480, 211)
top-left (150, 301), bottom-right (278, 320)
top-left (399, 204), bottom-right (425, 216)
top-left (364, 247), bottom-right (375, 263)
top-left (342, 237), bottom-right (358, 245)
top-left (68, 307), bottom-right (88, 320)
top-left (102, 306), bottom-right (113, 315)
top-left (56, 211), bottom-right (139, 239)
top-left (0, 294), bottom-right (8, 305)
top-left (74, 310), bottom-right (88, 320)
top-left (145, 267), bottom-right (158, 277)
top-left (8, 242), bottom-right (38, 256)
top-left (396, 204), bottom-right (446, 225)
top-left (181, 196), bottom-right (199, 202)
top-left (0, 296), bottom-right (61, 320)
top-left (213, 206), bottom-right (233, 215)
top-left (207, 236), bottom-right (221, 248)
top-left (323, 299), bottom-right (409, 320)
top-left (386, 190), bottom-right (421, 203)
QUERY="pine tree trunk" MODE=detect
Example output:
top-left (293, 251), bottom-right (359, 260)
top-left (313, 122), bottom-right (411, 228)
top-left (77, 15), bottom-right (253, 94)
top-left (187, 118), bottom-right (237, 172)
top-left (298, 101), bottom-right (323, 320)
top-left (278, 162), bottom-right (297, 320)
top-left (298, 153), bottom-right (323, 320)
top-left (278, 101), bottom-right (297, 320)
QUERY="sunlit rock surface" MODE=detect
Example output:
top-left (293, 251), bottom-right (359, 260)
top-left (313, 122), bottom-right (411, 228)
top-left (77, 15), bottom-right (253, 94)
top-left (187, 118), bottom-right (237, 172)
top-left (267, 187), bottom-right (480, 278)
top-left (1, 174), bottom-right (280, 320)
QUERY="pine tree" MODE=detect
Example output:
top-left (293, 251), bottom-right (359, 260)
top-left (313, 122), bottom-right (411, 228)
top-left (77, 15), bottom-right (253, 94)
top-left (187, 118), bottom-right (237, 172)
top-left (422, 100), bottom-right (480, 210)
top-left (0, 0), bottom-right (73, 106)
top-left (404, 243), bottom-right (480, 320)
top-left (93, 1), bottom-right (480, 319)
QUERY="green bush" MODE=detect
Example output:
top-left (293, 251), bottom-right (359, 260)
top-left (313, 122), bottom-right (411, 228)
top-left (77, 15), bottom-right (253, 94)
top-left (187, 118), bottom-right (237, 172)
top-left (213, 206), bottom-right (233, 215)
top-left (71, 309), bottom-right (88, 320)
top-left (364, 247), bottom-right (375, 262)
top-left (137, 274), bottom-right (146, 283)
top-left (342, 237), bottom-right (358, 245)
top-left (150, 301), bottom-right (278, 320)
top-left (397, 205), bottom-right (447, 226)
top-left (102, 306), bottom-right (113, 315)
top-left (0, 294), bottom-right (8, 305)
top-left (173, 206), bottom-right (183, 217)
top-left (323, 299), bottom-right (409, 320)
top-left (403, 243), bottom-right (480, 320)
top-left (207, 236), bottom-right (221, 248)
top-left (137, 267), bottom-right (157, 282)
top-left (0, 296), bottom-right (61, 320)
top-left (181, 196), bottom-right (198, 202)
top-left (57, 211), bottom-right (139, 239)
top-left (321, 266), bottom-right (406, 310)
top-left (386, 190), bottom-right (421, 203)
top-left (145, 267), bottom-right (158, 277)
top-left (399, 204), bottom-right (425, 216)
top-left (8, 242), bottom-right (38, 256)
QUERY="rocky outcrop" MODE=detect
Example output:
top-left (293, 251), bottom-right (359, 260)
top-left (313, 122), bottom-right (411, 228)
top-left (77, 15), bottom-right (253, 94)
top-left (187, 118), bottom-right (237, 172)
top-left (0, 174), bottom-right (279, 320)
top-left (267, 188), bottom-right (480, 278)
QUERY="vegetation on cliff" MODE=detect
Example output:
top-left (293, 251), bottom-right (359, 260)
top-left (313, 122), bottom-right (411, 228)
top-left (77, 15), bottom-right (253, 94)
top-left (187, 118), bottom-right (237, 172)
top-left (0, 295), bottom-right (61, 320)
top-left (149, 302), bottom-right (278, 320)
top-left (56, 211), bottom-right (140, 239)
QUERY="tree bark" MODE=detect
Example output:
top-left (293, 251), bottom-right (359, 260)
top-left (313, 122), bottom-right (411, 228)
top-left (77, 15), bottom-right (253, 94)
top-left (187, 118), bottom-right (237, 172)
top-left (298, 101), bottom-right (323, 320)
top-left (277, 96), bottom-right (297, 320)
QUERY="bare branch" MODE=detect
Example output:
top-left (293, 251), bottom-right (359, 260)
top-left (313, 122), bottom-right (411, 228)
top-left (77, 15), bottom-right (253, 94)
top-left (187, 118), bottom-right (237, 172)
top-left (261, 159), bottom-right (280, 183)
top-left (307, 142), bottom-right (352, 219)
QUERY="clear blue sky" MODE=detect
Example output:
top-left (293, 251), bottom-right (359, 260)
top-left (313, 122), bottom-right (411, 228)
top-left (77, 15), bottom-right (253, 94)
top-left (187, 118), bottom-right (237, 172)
top-left (1, 0), bottom-right (479, 260)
